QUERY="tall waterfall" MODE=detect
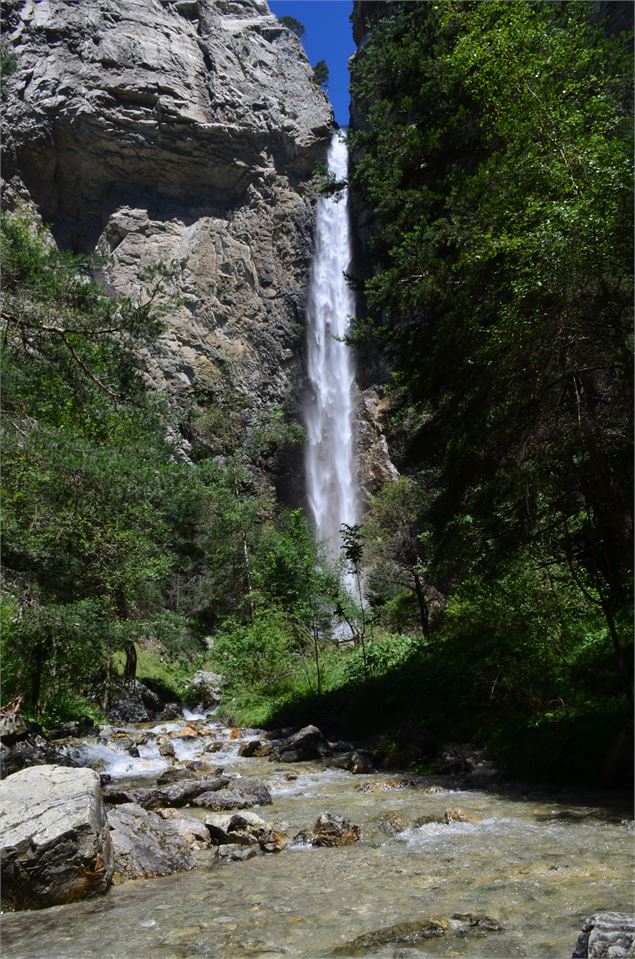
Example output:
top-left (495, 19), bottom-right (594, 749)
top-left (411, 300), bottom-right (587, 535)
top-left (305, 131), bottom-right (357, 569)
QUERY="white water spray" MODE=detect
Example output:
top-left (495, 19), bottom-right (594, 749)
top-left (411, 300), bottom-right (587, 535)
top-left (305, 131), bottom-right (357, 569)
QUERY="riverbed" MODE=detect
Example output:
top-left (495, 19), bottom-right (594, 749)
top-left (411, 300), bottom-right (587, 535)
top-left (1, 718), bottom-right (632, 958)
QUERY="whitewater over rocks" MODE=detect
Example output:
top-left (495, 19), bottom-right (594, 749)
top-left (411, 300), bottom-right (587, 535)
top-left (1, 715), bottom-right (632, 959)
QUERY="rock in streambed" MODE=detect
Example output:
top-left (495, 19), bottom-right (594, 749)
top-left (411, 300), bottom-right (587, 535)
top-left (0, 765), bottom-right (114, 910)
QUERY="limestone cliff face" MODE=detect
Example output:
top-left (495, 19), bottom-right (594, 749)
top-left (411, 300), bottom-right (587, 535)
top-left (2, 0), bottom-right (333, 438)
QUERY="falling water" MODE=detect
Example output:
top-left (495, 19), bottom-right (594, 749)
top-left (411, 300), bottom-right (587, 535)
top-left (305, 131), bottom-right (357, 570)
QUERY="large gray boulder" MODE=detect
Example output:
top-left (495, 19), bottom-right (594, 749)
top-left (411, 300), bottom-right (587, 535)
top-left (107, 802), bottom-right (196, 883)
top-left (573, 913), bottom-right (635, 958)
top-left (0, 765), bottom-right (114, 910)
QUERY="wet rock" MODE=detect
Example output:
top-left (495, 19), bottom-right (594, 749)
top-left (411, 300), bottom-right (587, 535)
top-left (253, 743), bottom-right (275, 758)
top-left (326, 750), bottom-right (375, 774)
top-left (169, 724), bottom-right (199, 739)
top-left (159, 740), bottom-right (176, 758)
top-left (333, 914), bottom-right (503, 954)
top-left (205, 741), bottom-right (224, 753)
top-left (1, 733), bottom-right (79, 778)
top-left (332, 917), bottom-right (449, 954)
top-left (238, 739), bottom-right (262, 757)
top-left (154, 808), bottom-right (211, 849)
top-left (572, 913), bottom-right (635, 958)
top-left (106, 682), bottom-right (161, 723)
top-left (213, 844), bottom-right (258, 863)
top-left (160, 703), bottom-right (183, 721)
top-left (349, 751), bottom-right (375, 774)
top-left (128, 745), bottom-right (140, 758)
top-left (205, 811), bottom-right (289, 853)
top-left (193, 790), bottom-right (261, 811)
top-left (355, 779), bottom-right (416, 794)
top-left (294, 813), bottom-right (361, 847)
top-left (450, 914), bottom-right (504, 934)
top-left (415, 807), bottom-right (480, 827)
top-left (274, 725), bottom-right (325, 762)
top-left (104, 775), bottom-right (230, 809)
top-left (107, 803), bottom-right (195, 882)
top-left (444, 807), bottom-right (479, 824)
top-left (0, 765), bottom-right (113, 910)
top-left (192, 777), bottom-right (272, 811)
top-left (372, 810), bottom-right (407, 835)
top-left (156, 766), bottom-right (191, 785)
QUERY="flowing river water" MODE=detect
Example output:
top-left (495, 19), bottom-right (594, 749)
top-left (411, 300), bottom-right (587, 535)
top-left (1, 718), bottom-right (632, 959)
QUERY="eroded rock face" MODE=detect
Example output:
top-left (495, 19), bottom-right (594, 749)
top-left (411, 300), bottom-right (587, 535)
top-left (2, 0), bottom-right (333, 474)
top-left (0, 765), bottom-right (114, 910)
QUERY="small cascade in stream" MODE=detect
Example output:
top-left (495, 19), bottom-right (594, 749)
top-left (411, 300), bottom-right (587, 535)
top-left (304, 131), bottom-right (357, 579)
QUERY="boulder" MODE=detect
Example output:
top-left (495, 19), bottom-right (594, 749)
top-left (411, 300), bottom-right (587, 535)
top-left (0, 732), bottom-right (79, 778)
top-left (213, 844), bottom-right (258, 863)
top-left (185, 671), bottom-right (225, 711)
top-left (205, 811), bottom-right (289, 853)
top-left (238, 739), bottom-right (262, 757)
top-left (294, 813), bottom-right (361, 847)
top-left (192, 777), bottom-right (271, 811)
top-left (154, 808), bottom-right (211, 849)
top-left (159, 740), bottom-right (176, 758)
top-left (160, 703), bottom-right (183, 721)
top-left (572, 913), bottom-right (635, 958)
top-left (274, 725), bottom-right (325, 762)
top-left (0, 765), bottom-right (113, 910)
top-left (107, 803), bottom-right (195, 882)
top-left (0, 714), bottom-right (31, 745)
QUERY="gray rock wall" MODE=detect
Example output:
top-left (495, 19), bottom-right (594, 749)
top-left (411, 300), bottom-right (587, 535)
top-left (2, 0), bottom-right (333, 445)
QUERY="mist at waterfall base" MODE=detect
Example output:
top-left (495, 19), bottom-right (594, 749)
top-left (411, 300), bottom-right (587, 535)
top-left (304, 131), bottom-right (359, 611)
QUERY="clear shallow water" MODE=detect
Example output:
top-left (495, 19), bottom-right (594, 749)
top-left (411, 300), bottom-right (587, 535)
top-left (2, 723), bottom-right (633, 959)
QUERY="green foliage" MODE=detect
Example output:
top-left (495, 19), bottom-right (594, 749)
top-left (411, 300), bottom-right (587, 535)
top-left (213, 608), bottom-right (298, 700)
top-left (349, 0), bottom-right (633, 717)
top-left (279, 15), bottom-right (305, 39)
top-left (312, 59), bottom-right (329, 87)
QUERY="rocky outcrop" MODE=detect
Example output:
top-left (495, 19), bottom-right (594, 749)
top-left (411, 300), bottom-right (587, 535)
top-left (2, 0), bottom-right (333, 484)
top-left (572, 913), bottom-right (635, 959)
top-left (0, 765), bottom-right (113, 910)
top-left (107, 802), bottom-right (196, 882)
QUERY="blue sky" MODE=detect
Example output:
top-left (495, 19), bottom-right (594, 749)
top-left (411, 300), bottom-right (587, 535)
top-left (269, 0), bottom-right (355, 126)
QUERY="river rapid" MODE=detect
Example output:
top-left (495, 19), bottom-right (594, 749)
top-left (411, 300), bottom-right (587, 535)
top-left (1, 717), bottom-right (632, 959)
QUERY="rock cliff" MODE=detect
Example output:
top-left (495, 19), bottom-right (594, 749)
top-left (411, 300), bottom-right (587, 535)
top-left (2, 0), bottom-right (333, 455)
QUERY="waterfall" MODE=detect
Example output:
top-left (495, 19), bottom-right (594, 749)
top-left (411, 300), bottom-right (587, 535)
top-left (304, 131), bottom-right (357, 572)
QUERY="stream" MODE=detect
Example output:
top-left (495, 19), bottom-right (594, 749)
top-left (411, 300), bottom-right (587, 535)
top-left (1, 718), bottom-right (632, 959)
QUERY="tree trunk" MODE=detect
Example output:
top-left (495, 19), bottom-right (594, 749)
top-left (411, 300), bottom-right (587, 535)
top-left (123, 640), bottom-right (137, 686)
top-left (412, 570), bottom-right (430, 638)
